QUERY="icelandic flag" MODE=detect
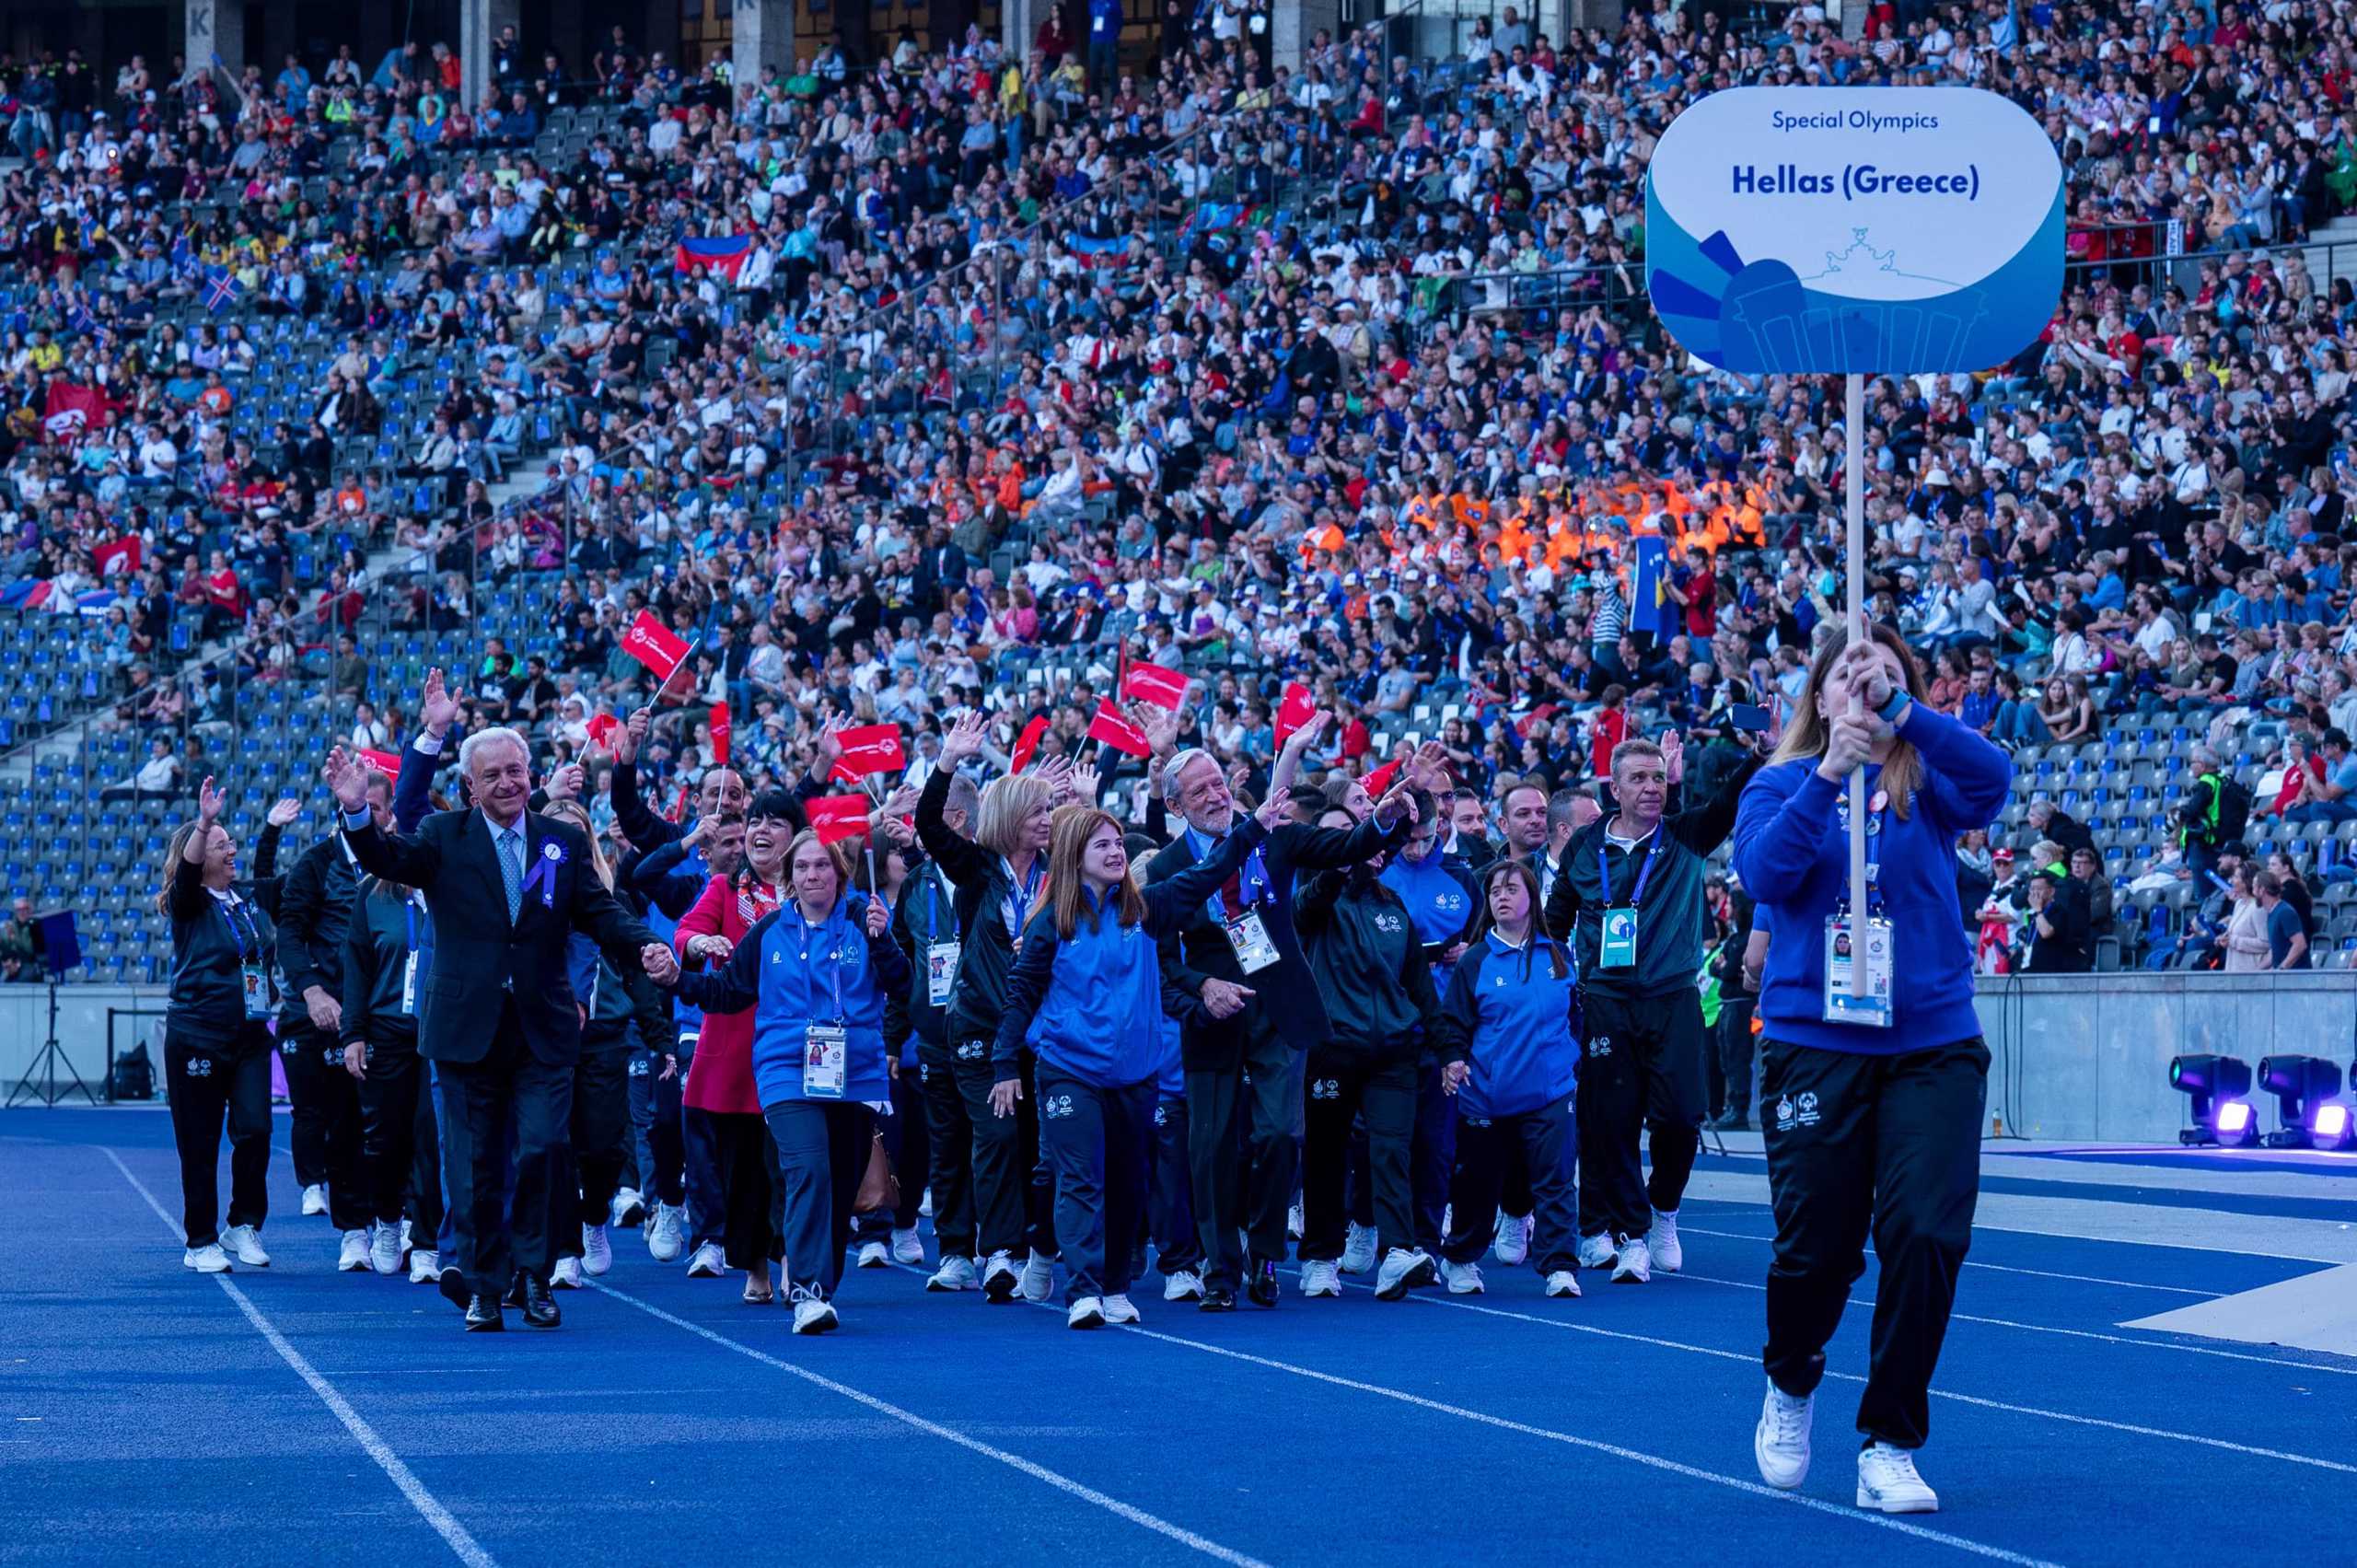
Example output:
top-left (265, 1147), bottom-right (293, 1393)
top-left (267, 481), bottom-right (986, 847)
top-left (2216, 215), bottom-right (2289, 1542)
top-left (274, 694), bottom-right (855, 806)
top-left (1629, 536), bottom-right (1681, 641)
top-left (200, 266), bottom-right (245, 313)
top-left (65, 299), bottom-right (99, 338)
top-left (674, 234), bottom-right (754, 280)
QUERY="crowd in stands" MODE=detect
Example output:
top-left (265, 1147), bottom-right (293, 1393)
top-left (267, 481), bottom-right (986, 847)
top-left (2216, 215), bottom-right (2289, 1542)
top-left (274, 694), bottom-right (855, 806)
top-left (5, 0), bottom-right (2357, 983)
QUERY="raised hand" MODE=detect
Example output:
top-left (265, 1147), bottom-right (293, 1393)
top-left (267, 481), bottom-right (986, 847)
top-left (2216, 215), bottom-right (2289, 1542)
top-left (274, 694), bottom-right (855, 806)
top-left (1661, 729), bottom-right (1685, 786)
top-left (265, 796), bottom-right (301, 828)
top-left (878, 781), bottom-right (920, 819)
top-left (641, 942), bottom-right (680, 986)
top-left (1070, 761), bottom-right (1102, 804)
top-left (1254, 792), bottom-right (1289, 831)
top-left (1032, 753), bottom-right (1076, 803)
top-left (1283, 708), bottom-right (1332, 755)
top-left (613, 705), bottom-right (650, 766)
top-left (1372, 775), bottom-right (1418, 830)
top-left (865, 897), bottom-right (889, 938)
top-left (196, 774), bottom-right (225, 825)
top-left (682, 812), bottom-right (719, 848)
top-left (420, 666), bottom-right (459, 738)
top-left (544, 761), bottom-right (586, 801)
top-left (1127, 699), bottom-right (1180, 759)
top-left (1406, 739), bottom-right (1451, 794)
top-left (939, 708), bottom-right (990, 764)
top-left (321, 749), bottom-right (370, 814)
top-left (814, 713), bottom-right (849, 771)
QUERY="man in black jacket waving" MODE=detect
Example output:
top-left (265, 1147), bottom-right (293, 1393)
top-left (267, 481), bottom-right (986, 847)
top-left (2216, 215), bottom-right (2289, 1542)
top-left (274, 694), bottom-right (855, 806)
top-left (1144, 733), bottom-right (1431, 1310)
top-left (325, 732), bottom-right (664, 1333)
top-left (1544, 730), bottom-right (1763, 1285)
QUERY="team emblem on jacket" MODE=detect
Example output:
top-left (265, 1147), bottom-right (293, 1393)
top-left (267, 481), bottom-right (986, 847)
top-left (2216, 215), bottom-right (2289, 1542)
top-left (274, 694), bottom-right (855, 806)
top-left (1375, 913), bottom-right (1403, 934)
top-left (957, 1040), bottom-right (985, 1061)
top-left (1586, 1035), bottom-right (1612, 1058)
top-left (1042, 1094), bottom-right (1076, 1120)
top-left (1310, 1078), bottom-right (1341, 1100)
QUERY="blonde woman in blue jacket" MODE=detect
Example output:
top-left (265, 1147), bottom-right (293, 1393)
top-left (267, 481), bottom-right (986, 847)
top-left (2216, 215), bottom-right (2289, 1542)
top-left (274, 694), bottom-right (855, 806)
top-left (992, 798), bottom-right (1282, 1329)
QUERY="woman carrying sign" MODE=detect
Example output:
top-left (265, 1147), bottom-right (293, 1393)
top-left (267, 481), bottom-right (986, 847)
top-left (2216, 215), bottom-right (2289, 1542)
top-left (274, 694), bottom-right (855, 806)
top-left (1732, 627), bottom-right (2011, 1514)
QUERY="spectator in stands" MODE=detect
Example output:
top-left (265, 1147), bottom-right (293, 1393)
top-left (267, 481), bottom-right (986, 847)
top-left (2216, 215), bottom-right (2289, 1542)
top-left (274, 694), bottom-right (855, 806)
top-left (0, 896), bottom-right (45, 982)
top-left (101, 735), bottom-right (184, 801)
top-left (2258, 872), bottom-right (2312, 971)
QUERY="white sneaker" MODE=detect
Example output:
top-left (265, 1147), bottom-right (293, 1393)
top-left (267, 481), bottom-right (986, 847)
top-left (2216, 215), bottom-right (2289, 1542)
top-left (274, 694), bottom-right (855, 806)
top-left (919, 1188), bottom-right (934, 1218)
top-left (337, 1229), bottom-right (371, 1272)
top-left (1163, 1268), bottom-right (1204, 1302)
top-left (183, 1243), bottom-right (231, 1272)
top-left (646, 1202), bottom-right (684, 1262)
top-left (367, 1220), bottom-right (403, 1276)
top-left (1103, 1293), bottom-right (1141, 1324)
top-left (687, 1240), bottom-right (726, 1277)
top-left (790, 1288), bottom-right (839, 1335)
top-left (1340, 1221), bottom-right (1378, 1274)
top-left (981, 1249), bottom-right (1021, 1302)
top-left (856, 1239), bottom-right (890, 1269)
top-left (1287, 1200), bottom-right (1306, 1239)
top-left (1856, 1443), bottom-right (1939, 1514)
top-left (928, 1255), bottom-right (979, 1292)
top-left (551, 1256), bottom-right (584, 1289)
top-left (1545, 1269), bottom-right (1583, 1298)
top-left (1493, 1211), bottom-right (1530, 1266)
top-left (399, 1218), bottom-right (412, 1259)
top-left (1645, 1208), bottom-right (1682, 1273)
top-left (1576, 1232), bottom-right (1617, 1270)
top-left (1375, 1248), bottom-right (1434, 1301)
top-left (1300, 1260), bottom-right (1342, 1297)
top-left (222, 1224), bottom-right (271, 1267)
top-left (891, 1227), bottom-right (925, 1265)
top-left (301, 1184), bottom-right (328, 1216)
top-left (1440, 1258), bottom-right (1485, 1295)
top-left (1018, 1252), bottom-right (1055, 1303)
top-left (1612, 1235), bottom-right (1653, 1284)
top-left (408, 1248), bottom-right (439, 1283)
top-left (582, 1224), bottom-right (613, 1276)
top-left (610, 1188), bottom-right (646, 1227)
top-left (1755, 1381), bottom-right (1815, 1490)
top-left (1067, 1295), bottom-right (1106, 1330)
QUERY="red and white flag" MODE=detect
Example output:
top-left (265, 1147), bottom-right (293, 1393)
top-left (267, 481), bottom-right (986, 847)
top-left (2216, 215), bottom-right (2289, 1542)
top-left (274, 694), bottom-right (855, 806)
top-left (709, 703), bottom-right (732, 768)
top-left (1274, 681), bottom-right (1317, 746)
top-left (1009, 714), bottom-right (1051, 774)
top-left (619, 611), bottom-right (691, 680)
top-left (1086, 699), bottom-right (1151, 758)
top-left (356, 749), bottom-right (402, 784)
top-left (92, 536), bottom-right (143, 577)
top-left (1119, 658), bottom-right (1190, 711)
top-left (807, 795), bottom-right (874, 846)
top-left (829, 724), bottom-right (907, 783)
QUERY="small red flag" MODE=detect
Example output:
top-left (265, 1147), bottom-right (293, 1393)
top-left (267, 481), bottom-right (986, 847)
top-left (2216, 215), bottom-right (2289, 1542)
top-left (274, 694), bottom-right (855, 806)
top-left (585, 713), bottom-right (620, 749)
top-left (1086, 699), bottom-right (1151, 758)
top-left (356, 749), bottom-right (402, 784)
top-left (807, 795), bottom-right (874, 846)
top-left (1120, 658), bottom-right (1191, 711)
top-left (1009, 714), bottom-right (1051, 774)
top-left (92, 535), bottom-right (143, 577)
top-left (829, 723), bottom-right (907, 783)
top-left (1363, 760), bottom-right (1401, 798)
top-left (709, 703), bottom-right (732, 768)
top-left (620, 610), bottom-right (691, 680)
top-left (670, 784), bottom-right (691, 823)
top-left (1274, 681), bottom-right (1316, 745)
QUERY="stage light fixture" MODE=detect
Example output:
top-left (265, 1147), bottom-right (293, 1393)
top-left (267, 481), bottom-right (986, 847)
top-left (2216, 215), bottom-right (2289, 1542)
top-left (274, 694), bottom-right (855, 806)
top-left (2309, 1099), bottom-right (2356, 1152)
top-left (2169, 1054), bottom-right (2253, 1147)
top-left (2258, 1056), bottom-right (2346, 1149)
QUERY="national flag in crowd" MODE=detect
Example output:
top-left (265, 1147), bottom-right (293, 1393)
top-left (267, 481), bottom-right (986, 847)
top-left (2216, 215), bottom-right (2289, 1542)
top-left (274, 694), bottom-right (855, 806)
top-left (777, 331), bottom-right (824, 357)
top-left (1008, 714), bottom-right (1051, 775)
top-left (1119, 657), bottom-right (1190, 711)
top-left (1628, 535), bottom-right (1682, 641)
top-left (1086, 699), bottom-right (1151, 758)
top-left (1274, 681), bottom-right (1317, 746)
top-left (0, 581), bottom-right (52, 611)
top-left (709, 703), bottom-right (732, 767)
top-left (92, 536), bottom-right (142, 577)
top-left (357, 749), bottom-right (403, 784)
top-left (200, 265), bottom-right (245, 313)
top-left (830, 724), bottom-right (906, 783)
top-left (673, 233), bottom-right (754, 280)
top-left (65, 298), bottom-right (99, 338)
top-left (1065, 233), bottom-right (1132, 270)
top-left (807, 795), bottom-right (874, 846)
top-left (1178, 203), bottom-right (1242, 244)
top-left (619, 610), bottom-right (691, 680)
top-left (585, 713), bottom-right (621, 750)
top-left (169, 234), bottom-right (199, 281)
top-left (41, 381), bottom-right (112, 438)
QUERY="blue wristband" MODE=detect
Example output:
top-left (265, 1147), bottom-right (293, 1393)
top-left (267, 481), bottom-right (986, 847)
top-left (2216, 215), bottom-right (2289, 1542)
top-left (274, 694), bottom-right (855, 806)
top-left (1875, 689), bottom-right (1913, 726)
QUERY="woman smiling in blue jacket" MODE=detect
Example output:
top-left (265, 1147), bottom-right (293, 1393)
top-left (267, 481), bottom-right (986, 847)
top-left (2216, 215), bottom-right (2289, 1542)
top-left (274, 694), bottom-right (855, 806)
top-left (664, 830), bottom-right (910, 1336)
top-left (993, 797), bottom-right (1282, 1330)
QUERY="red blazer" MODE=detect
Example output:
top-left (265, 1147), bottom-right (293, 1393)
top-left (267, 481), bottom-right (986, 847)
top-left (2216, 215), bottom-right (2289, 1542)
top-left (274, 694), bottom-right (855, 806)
top-left (673, 871), bottom-right (784, 1115)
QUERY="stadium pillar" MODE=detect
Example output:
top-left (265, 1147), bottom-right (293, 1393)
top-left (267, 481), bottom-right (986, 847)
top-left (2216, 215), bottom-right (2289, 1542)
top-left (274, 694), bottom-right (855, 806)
top-left (461, 0), bottom-right (521, 115)
top-left (1562, 0), bottom-right (1624, 30)
top-left (1273, 0), bottom-right (1339, 70)
top-left (732, 0), bottom-right (794, 104)
top-left (1002, 0), bottom-right (1039, 63)
top-left (181, 0), bottom-right (245, 82)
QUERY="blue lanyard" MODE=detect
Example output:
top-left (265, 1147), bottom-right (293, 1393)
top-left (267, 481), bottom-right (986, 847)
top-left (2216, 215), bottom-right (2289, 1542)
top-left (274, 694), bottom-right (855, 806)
top-left (218, 894), bottom-right (258, 963)
top-left (1838, 784), bottom-right (1891, 914)
top-left (1184, 825), bottom-right (1270, 918)
top-left (927, 871), bottom-right (958, 943)
top-left (801, 912), bottom-right (846, 1022)
top-left (1003, 857), bottom-right (1044, 940)
top-left (1597, 824), bottom-right (1662, 909)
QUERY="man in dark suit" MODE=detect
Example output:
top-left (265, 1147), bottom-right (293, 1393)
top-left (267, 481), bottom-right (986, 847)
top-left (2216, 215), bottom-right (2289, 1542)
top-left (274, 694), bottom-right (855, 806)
top-left (912, 525), bottom-right (969, 613)
top-left (1144, 740), bottom-right (1426, 1309)
top-left (324, 730), bottom-right (663, 1333)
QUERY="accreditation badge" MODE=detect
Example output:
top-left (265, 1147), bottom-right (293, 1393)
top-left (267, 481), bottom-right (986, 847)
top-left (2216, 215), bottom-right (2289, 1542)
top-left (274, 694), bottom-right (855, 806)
top-left (1224, 909), bottom-right (1281, 974)
top-left (1821, 916), bottom-right (1895, 1028)
top-left (400, 951), bottom-right (419, 1016)
top-left (926, 941), bottom-right (961, 1007)
top-left (803, 1024), bottom-right (849, 1098)
top-left (1598, 907), bottom-right (1639, 970)
top-left (242, 964), bottom-right (273, 1020)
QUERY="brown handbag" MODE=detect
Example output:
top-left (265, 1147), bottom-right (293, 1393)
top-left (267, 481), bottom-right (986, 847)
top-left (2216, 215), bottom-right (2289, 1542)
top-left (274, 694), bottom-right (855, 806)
top-left (853, 1131), bottom-right (899, 1215)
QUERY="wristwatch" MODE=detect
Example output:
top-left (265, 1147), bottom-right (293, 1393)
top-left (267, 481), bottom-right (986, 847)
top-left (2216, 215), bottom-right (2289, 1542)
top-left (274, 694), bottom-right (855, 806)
top-left (1875, 687), bottom-right (1913, 726)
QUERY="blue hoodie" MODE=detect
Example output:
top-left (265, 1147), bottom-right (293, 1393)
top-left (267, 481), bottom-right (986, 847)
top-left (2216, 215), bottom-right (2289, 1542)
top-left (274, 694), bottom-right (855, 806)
top-left (993, 819), bottom-right (1269, 1089)
top-left (1433, 930), bottom-right (1579, 1120)
top-left (1731, 702), bottom-right (2012, 1055)
top-left (1380, 843), bottom-right (1478, 985)
top-left (673, 891), bottom-right (911, 1108)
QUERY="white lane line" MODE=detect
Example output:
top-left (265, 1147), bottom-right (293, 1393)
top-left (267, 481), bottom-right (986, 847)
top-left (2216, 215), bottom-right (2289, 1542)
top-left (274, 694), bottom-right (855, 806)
top-left (1662, 1264), bottom-right (2357, 1378)
top-left (1303, 1271), bottom-right (2357, 1476)
top-left (585, 1279), bottom-right (1268, 1568)
top-left (105, 1148), bottom-right (498, 1568)
top-left (1675, 1225), bottom-right (2226, 1297)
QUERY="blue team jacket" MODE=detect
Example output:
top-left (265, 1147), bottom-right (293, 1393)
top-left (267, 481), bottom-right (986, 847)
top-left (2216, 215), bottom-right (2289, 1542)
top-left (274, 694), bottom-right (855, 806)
top-left (1432, 930), bottom-right (1580, 1120)
top-left (673, 891), bottom-right (910, 1108)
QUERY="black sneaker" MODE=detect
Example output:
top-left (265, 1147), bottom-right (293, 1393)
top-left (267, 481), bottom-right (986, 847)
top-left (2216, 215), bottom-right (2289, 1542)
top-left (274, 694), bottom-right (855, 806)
top-left (1247, 1260), bottom-right (1280, 1307)
top-left (1198, 1284), bottom-right (1237, 1312)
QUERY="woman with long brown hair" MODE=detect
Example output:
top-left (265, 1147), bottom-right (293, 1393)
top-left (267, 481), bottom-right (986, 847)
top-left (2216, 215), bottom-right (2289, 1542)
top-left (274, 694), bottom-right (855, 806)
top-left (990, 798), bottom-right (1280, 1329)
top-left (1732, 621), bottom-right (2012, 1515)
